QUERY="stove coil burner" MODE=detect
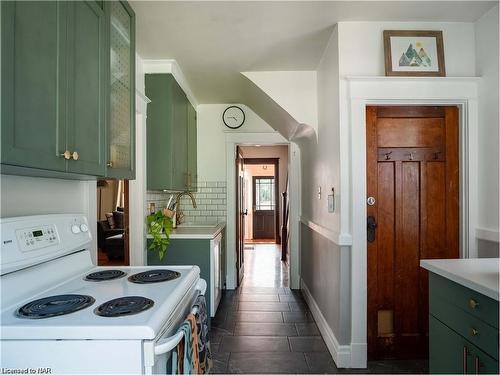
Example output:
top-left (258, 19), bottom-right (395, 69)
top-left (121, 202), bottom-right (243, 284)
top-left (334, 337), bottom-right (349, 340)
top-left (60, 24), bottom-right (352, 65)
top-left (94, 296), bottom-right (154, 317)
top-left (17, 294), bottom-right (95, 319)
top-left (128, 269), bottom-right (181, 284)
top-left (84, 270), bottom-right (126, 282)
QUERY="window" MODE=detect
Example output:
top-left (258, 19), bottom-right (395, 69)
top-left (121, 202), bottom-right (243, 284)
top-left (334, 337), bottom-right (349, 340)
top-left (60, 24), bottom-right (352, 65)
top-left (255, 177), bottom-right (275, 210)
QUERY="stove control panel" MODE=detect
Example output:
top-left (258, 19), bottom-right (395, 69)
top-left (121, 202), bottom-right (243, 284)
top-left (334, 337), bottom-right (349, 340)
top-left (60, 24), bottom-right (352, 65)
top-left (16, 224), bottom-right (59, 252)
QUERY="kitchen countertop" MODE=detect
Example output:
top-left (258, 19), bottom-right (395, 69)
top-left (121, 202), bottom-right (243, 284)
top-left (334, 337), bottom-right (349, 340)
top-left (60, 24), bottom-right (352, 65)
top-left (147, 223), bottom-right (225, 240)
top-left (420, 258), bottom-right (500, 301)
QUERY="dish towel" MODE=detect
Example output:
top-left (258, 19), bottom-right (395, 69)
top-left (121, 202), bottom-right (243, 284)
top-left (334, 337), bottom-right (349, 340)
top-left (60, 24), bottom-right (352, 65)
top-left (171, 314), bottom-right (200, 374)
top-left (192, 295), bottom-right (213, 374)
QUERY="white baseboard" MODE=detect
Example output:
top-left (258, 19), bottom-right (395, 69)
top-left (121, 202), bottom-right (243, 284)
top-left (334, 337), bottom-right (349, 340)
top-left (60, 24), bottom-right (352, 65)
top-left (301, 279), bottom-right (352, 368)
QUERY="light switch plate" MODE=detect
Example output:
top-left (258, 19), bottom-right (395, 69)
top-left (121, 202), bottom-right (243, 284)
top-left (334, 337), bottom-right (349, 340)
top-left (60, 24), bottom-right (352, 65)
top-left (328, 194), bottom-right (335, 213)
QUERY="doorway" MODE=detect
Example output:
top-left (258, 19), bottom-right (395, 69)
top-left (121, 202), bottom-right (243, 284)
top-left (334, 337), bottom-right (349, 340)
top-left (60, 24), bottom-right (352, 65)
top-left (96, 179), bottom-right (130, 266)
top-left (366, 106), bottom-right (459, 360)
top-left (235, 145), bottom-right (289, 288)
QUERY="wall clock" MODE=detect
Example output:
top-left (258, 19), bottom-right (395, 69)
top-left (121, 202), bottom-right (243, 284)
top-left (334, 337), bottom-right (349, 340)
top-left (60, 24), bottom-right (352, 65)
top-left (223, 106), bottom-right (245, 129)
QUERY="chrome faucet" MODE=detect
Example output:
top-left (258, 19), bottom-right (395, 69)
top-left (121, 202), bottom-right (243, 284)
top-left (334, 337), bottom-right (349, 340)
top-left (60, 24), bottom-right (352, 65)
top-left (174, 191), bottom-right (197, 226)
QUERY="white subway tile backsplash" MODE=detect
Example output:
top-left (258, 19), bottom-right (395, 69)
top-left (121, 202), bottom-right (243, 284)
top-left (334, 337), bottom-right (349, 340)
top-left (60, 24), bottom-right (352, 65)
top-left (145, 180), bottom-right (227, 225)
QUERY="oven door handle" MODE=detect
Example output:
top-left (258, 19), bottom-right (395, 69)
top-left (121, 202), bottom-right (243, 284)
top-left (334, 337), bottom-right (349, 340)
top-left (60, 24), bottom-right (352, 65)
top-left (154, 279), bottom-right (207, 355)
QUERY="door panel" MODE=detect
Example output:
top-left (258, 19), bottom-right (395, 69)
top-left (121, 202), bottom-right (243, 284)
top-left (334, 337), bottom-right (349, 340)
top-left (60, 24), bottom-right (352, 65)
top-left (252, 176), bottom-right (276, 239)
top-left (367, 106), bottom-right (459, 360)
top-left (1, 1), bottom-right (67, 171)
top-left (172, 81), bottom-right (188, 190)
top-left (67, 0), bottom-right (106, 175)
top-left (236, 147), bottom-right (245, 286)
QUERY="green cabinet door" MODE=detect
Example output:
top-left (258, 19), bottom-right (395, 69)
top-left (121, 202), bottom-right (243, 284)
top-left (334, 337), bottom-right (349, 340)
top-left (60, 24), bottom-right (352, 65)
top-left (1, 1), bottom-right (67, 171)
top-left (105, 0), bottom-right (136, 180)
top-left (172, 81), bottom-right (188, 190)
top-left (146, 74), bottom-right (175, 190)
top-left (187, 103), bottom-right (197, 191)
top-left (66, 0), bottom-right (106, 176)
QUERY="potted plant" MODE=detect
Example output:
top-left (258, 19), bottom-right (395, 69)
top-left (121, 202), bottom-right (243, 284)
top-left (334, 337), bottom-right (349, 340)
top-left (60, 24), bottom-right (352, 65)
top-left (146, 210), bottom-right (173, 260)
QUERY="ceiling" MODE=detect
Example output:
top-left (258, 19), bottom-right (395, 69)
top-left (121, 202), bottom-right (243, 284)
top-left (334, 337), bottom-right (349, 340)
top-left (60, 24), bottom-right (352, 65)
top-left (132, 1), bottom-right (496, 104)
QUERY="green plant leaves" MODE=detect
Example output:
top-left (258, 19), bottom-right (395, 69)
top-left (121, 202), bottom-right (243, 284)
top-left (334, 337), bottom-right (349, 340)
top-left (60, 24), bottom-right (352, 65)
top-left (146, 211), bottom-right (173, 261)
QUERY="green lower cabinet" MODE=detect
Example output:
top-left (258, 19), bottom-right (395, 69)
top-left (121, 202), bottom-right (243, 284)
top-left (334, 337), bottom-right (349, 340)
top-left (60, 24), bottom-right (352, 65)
top-left (429, 273), bottom-right (499, 374)
top-left (147, 232), bottom-right (224, 319)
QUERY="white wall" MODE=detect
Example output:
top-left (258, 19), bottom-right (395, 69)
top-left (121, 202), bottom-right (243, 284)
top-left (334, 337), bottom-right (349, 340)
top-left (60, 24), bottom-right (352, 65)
top-left (196, 104), bottom-right (278, 182)
top-left (0, 175), bottom-right (97, 263)
top-left (475, 5), bottom-right (500, 251)
top-left (337, 22), bottom-right (476, 77)
top-left (242, 71), bottom-right (318, 130)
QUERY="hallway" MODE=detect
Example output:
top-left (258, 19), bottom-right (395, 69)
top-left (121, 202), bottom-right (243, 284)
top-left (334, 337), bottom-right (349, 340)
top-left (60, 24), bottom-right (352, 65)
top-left (211, 244), bottom-right (336, 373)
top-left (210, 244), bottom-right (429, 374)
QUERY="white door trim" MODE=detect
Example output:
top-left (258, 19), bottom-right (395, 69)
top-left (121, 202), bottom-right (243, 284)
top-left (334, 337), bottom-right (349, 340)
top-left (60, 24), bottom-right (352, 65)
top-left (224, 132), bottom-right (301, 289)
top-left (345, 76), bottom-right (479, 368)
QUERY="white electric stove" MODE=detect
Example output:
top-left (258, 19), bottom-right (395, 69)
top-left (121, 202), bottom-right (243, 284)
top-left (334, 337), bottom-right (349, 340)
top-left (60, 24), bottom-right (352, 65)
top-left (0, 214), bottom-right (206, 374)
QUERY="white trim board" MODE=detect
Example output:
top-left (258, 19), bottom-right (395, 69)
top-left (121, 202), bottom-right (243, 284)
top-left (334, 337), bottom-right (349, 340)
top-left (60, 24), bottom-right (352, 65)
top-left (476, 228), bottom-right (500, 243)
top-left (225, 132), bottom-right (302, 289)
top-left (301, 279), bottom-right (353, 368)
top-left (142, 59), bottom-right (198, 108)
top-left (300, 216), bottom-right (352, 246)
top-left (345, 76), bottom-right (479, 368)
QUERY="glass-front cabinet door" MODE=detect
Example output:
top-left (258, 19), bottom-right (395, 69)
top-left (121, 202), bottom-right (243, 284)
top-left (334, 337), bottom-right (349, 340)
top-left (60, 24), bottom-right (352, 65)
top-left (106, 1), bottom-right (135, 179)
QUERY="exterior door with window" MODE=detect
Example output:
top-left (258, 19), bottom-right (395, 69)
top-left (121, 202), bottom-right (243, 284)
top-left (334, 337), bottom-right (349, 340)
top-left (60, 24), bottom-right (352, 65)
top-left (253, 176), bottom-right (275, 239)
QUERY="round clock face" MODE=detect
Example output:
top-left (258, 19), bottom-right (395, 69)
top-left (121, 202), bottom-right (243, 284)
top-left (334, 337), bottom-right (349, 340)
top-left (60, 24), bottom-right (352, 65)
top-left (223, 106), bottom-right (245, 129)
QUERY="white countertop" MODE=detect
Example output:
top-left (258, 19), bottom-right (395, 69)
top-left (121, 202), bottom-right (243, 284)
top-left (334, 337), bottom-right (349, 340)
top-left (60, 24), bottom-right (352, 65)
top-left (420, 258), bottom-right (500, 301)
top-left (147, 223), bottom-right (225, 240)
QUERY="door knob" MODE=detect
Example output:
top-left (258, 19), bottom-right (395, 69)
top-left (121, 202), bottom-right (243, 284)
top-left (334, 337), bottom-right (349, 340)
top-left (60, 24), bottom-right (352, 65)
top-left (367, 216), bottom-right (377, 242)
top-left (61, 150), bottom-right (71, 160)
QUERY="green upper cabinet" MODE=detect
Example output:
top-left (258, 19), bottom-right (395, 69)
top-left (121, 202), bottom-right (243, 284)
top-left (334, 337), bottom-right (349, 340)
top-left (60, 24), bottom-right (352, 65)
top-left (66, 1), bottom-right (106, 176)
top-left (187, 102), bottom-right (198, 191)
top-left (105, 0), bottom-right (136, 180)
top-left (146, 74), bottom-right (197, 191)
top-left (1, 0), bottom-right (135, 180)
top-left (1, 1), bottom-right (68, 172)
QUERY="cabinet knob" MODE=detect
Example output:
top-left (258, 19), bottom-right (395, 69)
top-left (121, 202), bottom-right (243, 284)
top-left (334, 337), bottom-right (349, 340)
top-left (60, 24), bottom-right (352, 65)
top-left (61, 150), bottom-right (71, 160)
top-left (469, 299), bottom-right (479, 309)
top-left (107, 161), bottom-right (113, 168)
top-left (71, 151), bottom-right (79, 161)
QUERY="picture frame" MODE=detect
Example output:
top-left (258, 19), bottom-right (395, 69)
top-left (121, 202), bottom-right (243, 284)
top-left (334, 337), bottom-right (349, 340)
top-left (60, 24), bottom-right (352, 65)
top-left (383, 30), bottom-right (446, 77)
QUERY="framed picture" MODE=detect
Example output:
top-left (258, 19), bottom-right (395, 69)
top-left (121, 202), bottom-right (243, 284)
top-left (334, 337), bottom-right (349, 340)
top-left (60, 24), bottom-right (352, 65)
top-left (383, 30), bottom-right (445, 76)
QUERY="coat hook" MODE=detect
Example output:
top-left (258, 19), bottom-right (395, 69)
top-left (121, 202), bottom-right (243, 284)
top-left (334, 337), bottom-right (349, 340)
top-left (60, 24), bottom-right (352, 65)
top-left (406, 152), bottom-right (414, 161)
top-left (433, 151), bottom-right (441, 160)
top-left (385, 151), bottom-right (392, 160)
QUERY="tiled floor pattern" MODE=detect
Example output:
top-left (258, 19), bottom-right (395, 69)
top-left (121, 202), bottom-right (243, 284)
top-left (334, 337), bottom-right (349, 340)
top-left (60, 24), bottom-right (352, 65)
top-left (210, 245), bottom-right (428, 374)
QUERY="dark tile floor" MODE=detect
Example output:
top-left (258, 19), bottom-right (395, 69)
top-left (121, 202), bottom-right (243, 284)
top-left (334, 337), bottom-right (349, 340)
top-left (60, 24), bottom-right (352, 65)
top-left (209, 245), bottom-right (428, 374)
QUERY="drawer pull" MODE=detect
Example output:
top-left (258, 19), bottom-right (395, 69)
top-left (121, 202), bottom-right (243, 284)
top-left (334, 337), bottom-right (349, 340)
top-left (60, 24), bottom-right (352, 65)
top-left (463, 346), bottom-right (469, 374)
top-left (470, 328), bottom-right (479, 337)
top-left (469, 299), bottom-right (479, 309)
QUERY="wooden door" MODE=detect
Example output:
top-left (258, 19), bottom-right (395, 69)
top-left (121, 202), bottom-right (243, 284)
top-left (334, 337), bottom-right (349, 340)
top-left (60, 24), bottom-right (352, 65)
top-left (236, 146), bottom-right (245, 286)
top-left (66, 0), bottom-right (106, 176)
top-left (366, 106), bottom-right (459, 360)
top-left (1, 1), bottom-right (67, 172)
top-left (253, 176), bottom-right (276, 239)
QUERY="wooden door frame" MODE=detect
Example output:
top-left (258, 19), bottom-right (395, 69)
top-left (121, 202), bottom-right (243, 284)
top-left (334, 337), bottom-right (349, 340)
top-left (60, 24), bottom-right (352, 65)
top-left (235, 146), bottom-right (245, 286)
top-left (345, 78), bottom-right (478, 369)
top-left (243, 158), bottom-right (280, 244)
